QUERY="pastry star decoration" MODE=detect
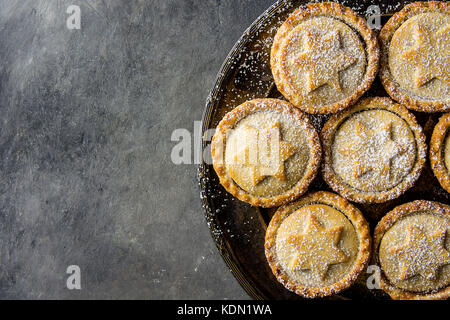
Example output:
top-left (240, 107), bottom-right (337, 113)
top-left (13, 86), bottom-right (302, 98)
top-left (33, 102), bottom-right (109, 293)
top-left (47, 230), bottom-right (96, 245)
top-left (293, 30), bottom-right (357, 93)
top-left (390, 225), bottom-right (450, 281)
top-left (287, 213), bottom-right (347, 280)
top-left (402, 23), bottom-right (450, 87)
top-left (339, 121), bottom-right (406, 179)
top-left (231, 122), bottom-right (297, 186)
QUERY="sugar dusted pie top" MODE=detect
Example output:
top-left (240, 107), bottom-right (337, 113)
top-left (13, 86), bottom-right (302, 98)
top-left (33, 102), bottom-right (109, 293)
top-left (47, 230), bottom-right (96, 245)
top-left (225, 110), bottom-right (309, 198)
top-left (276, 17), bottom-right (365, 108)
top-left (332, 109), bottom-right (416, 192)
top-left (389, 12), bottom-right (450, 101)
top-left (430, 112), bottom-right (450, 193)
top-left (271, 2), bottom-right (379, 114)
top-left (275, 204), bottom-right (358, 288)
top-left (375, 201), bottom-right (450, 300)
top-left (380, 1), bottom-right (450, 112)
top-left (380, 213), bottom-right (450, 293)
top-left (265, 192), bottom-right (370, 298)
top-left (211, 99), bottom-right (321, 208)
top-left (322, 97), bottom-right (427, 203)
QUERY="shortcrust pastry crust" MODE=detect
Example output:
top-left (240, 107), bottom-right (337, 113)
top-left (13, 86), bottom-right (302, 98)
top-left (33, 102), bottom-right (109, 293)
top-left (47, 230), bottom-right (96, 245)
top-left (271, 2), bottom-right (379, 114)
top-left (321, 97), bottom-right (427, 203)
top-left (211, 99), bottom-right (321, 208)
top-left (374, 200), bottom-right (450, 300)
top-left (265, 191), bottom-right (371, 298)
top-left (379, 1), bottom-right (449, 112)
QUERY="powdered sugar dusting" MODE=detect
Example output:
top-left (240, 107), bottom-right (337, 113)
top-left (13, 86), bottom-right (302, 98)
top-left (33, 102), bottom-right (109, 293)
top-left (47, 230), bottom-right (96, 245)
top-left (378, 202), bottom-right (450, 294)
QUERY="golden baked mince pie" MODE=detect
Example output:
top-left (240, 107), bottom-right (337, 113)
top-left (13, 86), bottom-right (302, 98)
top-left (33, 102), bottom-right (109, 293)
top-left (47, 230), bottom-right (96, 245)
top-left (270, 2), bottom-right (379, 114)
top-left (322, 97), bottom-right (427, 203)
top-left (379, 1), bottom-right (450, 112)
top-left (430, 113), bottom-right (450, 193)
top-left (265, 191), bottom-right (370, 298)
top-left (211, 99), bottom-right (321, 208)
top-left (374, 201), bottom-right (450, 300)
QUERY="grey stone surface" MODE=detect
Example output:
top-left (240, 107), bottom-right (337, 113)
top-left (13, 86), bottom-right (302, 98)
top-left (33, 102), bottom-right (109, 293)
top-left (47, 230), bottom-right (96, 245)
top-left (0, 0), bottom-right (275, 299)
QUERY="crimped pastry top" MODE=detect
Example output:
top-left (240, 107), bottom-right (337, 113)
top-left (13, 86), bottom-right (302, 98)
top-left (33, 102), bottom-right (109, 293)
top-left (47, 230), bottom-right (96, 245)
top-left (331, 108), bottom-right (416, 192)
top-left (265, 191), bottom-right (371, 298)
top-left (379, 1), bottom-right (450, 112)
top-left (388, 12), bottom-right (450, 101)
top-left (275, 204), bottom-right (358, 288)
top-left (321, 97), bottom-right (427, 203)
top-left (379, 212), bottom-right (450, 293)
top-left (374, 200), bottom-right (450, 300)
top-left (270, 2), bottom-right (379, 114)
top-left (224, 108), bottom-right (310, 197)
top-left (273, 16), bottom-right (366, 108)
top-left (211, 99), bottom-right (321, 208)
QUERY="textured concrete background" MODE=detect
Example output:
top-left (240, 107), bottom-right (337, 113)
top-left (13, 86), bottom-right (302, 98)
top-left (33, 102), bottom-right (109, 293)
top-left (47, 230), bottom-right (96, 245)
top-left (0, 0), bottom-right (275, 299)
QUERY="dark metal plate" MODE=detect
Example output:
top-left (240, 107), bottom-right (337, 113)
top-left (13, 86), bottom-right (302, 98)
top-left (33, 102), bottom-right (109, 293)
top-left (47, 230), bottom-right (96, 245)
top-left (198, 0), bottom-right (449, 300)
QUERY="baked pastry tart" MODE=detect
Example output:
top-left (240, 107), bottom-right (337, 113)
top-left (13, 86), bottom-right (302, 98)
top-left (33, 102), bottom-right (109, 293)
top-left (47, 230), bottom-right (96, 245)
top-left (270, 2), bottom-right (379, 114)
top-left (265, 191), bottom-right (371, 298)
top-left (430, 113), bottom-right (450, 193)
top-left (211, 99), bottom-right (321, 208)
top-left (379, 1), bottom-right (449, 112)
top-left (374, 200), bottom-right (450, 300)
top-left (321, 97), bottom-right (427, 203)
